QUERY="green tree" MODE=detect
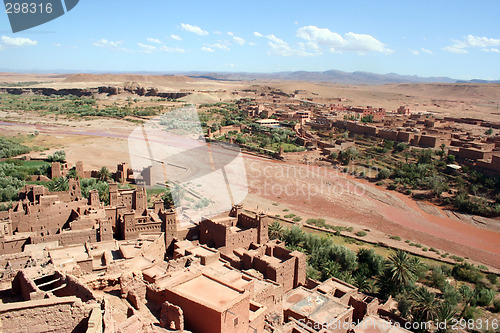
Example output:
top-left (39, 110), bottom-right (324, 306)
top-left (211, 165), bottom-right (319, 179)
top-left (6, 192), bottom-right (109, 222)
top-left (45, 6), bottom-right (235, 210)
top-left (97, 166), bottom-right (111, 182)
top-left (48, 177), bottom-right (69, 192)
top-left (47, 150), bottom-right (66, 163)
top-left (162, 187), bottom-right (174, 209)
top-left (435, 302), bottom-right (457, 333)
top-left (411, 286), bottom-right (438, 325)
top-left (385, 250), bottom-right (417, 290)
top-left (269, 221), bottom-right (284, 240)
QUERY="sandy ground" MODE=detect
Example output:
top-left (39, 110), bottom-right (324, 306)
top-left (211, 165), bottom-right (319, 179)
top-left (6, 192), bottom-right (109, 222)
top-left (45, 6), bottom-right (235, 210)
top-left (2, 115), bottom-right (499, 270)
top-left (242, 155), bottom-right (500, 269)
top-left (2, 73), bottom-right (499, 120)
top-left (1, 73), bottom-right (499, 268)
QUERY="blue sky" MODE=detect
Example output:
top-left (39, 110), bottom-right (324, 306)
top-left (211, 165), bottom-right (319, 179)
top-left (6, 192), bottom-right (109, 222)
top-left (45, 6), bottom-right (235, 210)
top-left (0, 0), bottom-right (499, 79)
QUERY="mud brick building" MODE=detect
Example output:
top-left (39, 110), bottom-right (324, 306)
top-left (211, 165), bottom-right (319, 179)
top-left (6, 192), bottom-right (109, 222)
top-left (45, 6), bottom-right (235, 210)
top-left (221, 241), bottom-right (307, 294)
top-left (200, 204), bottom-right (269, 253)
top-left (105, 183), bottom-right (177, 241)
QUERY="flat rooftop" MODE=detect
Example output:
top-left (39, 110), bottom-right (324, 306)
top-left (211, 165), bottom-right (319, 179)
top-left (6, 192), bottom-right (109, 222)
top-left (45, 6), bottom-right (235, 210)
top-left (289, 290), bottom-right (351, 324)
top-left (172, 274), bottom-right (243, 310)
top-left (354, 315), bottom-right (412, 333)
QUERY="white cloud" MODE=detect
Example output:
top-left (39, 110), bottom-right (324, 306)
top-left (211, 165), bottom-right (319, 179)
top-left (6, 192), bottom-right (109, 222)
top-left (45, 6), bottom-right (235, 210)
top-left (483, 48), bottom-right (500, 53)
top-left (295, 26), bottom-right (393, 54)
top-left (201, 46), bottom-right (215, 52)
top-left (208, 42), bottom-right (230, 51)
top-left (159, 45), bottom-right (185, 53)
top-left (170, 34), bottom-right (182, 41)
top-left (227, 32), bottom-right (234, 36)
top-left (249, 42), bottom-right (257, 46)
top-left (443, 46), bottom-right (468, 54)
top-left (146, 38), bottom-right (162, 45)
top-left (53, 43), bottom-right (61, 47)
top-left (180, 23), bottom-right (208, 36)
top-left (265, 34), bottom-right (314, 57)
top-left (1, 36), bottom-right (37, 47)
top-left (93, 39), bottom-right (130, 52)
top-left (138, 43), bottom-right (156, 53)
top-left (254, 32), bottom-right (263, 38)
top-left (444, 35), bottom-right (500, 53)
top-left (233, 36), bottom-right (246, 45)
top-left (410, 48), bottom-right (433, 56)
top-left (138, 43), bottom-right (184, 53)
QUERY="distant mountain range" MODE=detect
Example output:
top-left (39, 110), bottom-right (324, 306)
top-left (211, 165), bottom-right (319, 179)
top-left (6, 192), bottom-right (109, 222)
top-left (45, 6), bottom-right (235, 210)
top-left (185, 70), bottom-right (500, 85)
top-left (2, 68), bottom-right (499, 85)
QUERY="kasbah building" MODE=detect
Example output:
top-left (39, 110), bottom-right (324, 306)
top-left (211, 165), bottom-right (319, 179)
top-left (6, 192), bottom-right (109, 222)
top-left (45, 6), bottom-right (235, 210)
top-left (0, 158), bottom-right (417, 333)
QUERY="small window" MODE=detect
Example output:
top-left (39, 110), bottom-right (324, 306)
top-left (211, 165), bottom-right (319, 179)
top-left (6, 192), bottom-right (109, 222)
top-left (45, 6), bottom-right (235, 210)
top-left (233, 317), bottom-right (239, 326)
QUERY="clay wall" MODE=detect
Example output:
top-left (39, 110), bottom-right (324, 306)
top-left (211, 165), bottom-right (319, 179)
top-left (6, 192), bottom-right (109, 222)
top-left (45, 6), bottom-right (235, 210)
top-left (378, 129), bottom-right (398, 141)
top-left (458, 147), bottom-right (493, 160)
top-left (397, 132), bottom-right (413, 143)
top-left (0, 296), bottom-right (90, 333)
top-left (200, 219), bottom-right (227, 248)
top-left (52, 273), bottom-right (96, 302)
top-left (292, 251), bottom-right (307, 288)
top-left (0, 235), bottom-right (29, 255)
top-left (237, 213), bottom-right (258, 229)
top-left (226, 228), bottom-right (257, 253)
top-left (12, 199), bottom-right (88, 233)
top-left (31, 228), bottom-right (97, 246)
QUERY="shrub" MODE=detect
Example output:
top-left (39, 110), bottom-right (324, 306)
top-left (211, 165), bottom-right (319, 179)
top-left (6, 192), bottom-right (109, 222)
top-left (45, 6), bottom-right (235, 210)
top-left (493, 299), bottom-right (500, 313)
top-left (474, 287), bottom-right (495, 306)
top-left (389, 235), bottom-right (401, 241)
top-left (452, 263), bottom-right (482, 283)
top-left (387, 184), bottom-right (397, 190)
top-left (486, 273), bottom-right (497, 285)
top-left (0, 137), bottom-right (31, 158)
top-left (377, 168), bottom-right (391, 180)
top-left (46, 150), bottom-right (66, 163)
top-left (355, 231), bottom-right (367, 237)
top-left (293, 216), bottom-right (302, 222)
top-left (462, 306), bottom-right (477, 320)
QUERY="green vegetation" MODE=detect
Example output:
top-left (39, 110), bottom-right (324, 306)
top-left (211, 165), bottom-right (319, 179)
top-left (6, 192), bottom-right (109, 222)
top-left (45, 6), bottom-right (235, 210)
top-left (46, 150), bottom-right (66, 163)
top-left (355, 231), bottom-right (367, 237)
top-left (270, 224), bottom-right (498, 328)
top-left (324, 130), bottom-right (500, 217)
top-left (0, 159), bottom-right (51, 202)
top-left (0, 137), bottom-right (31, 158)
top-left (0, 93), bottom-right (169, 119)
top-left (199, 102), bottom-right (305, 154)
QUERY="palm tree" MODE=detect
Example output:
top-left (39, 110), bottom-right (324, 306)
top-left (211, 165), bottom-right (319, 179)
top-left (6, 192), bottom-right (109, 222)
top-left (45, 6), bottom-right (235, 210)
top-left (268, 221), bottom-right (284, 240)
top-left (98, 166), bottom-right (111, 182)
top-left (50, 176), bottom-right (68, 192)
top-left (354, 274), bottom-right (370, 293)
top-left (411, 286), bottom-right (438, 325)
top-left (386, 250), bottom-right (416, 290)
top-left (435, 302), bottom-right (457, 333)
top-left (321, 260), bottom-right (340, 280)
top-left (67, 167), bottom-right (78, 179)
top-left (409, 256), bottom-right (426, 279)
